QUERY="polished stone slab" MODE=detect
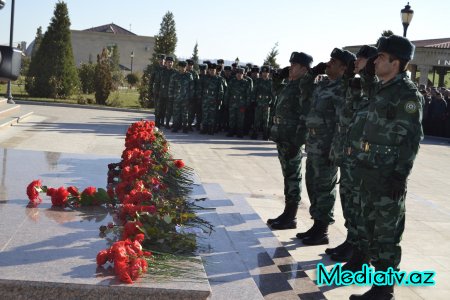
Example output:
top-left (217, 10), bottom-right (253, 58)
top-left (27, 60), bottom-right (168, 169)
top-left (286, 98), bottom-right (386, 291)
top-left (0, 147), bottom-right (210, 299)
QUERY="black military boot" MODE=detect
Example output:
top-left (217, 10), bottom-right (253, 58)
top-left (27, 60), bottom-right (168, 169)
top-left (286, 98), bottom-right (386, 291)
top-left (200, 125), bottom-right (208, 134)
top-left (329, 240), bottom-right (353, 262)
top-left (296, 220), bottom-right (320, 239)
top-left (269, 202), bottom-right (298, 230)
top-left (350, 285), bottom-right (394, 300)
top-left (172, 124), bottom-right (180, 133)
top-left (325, 234), bottom-right (350, 255)
top-left (250, 131), bottom-right (258, 139)
top-left (236, 130), bottom-right (244, 138)
top-left (342, 247), bottom-right (370, 272)
top-left (182, 126), bottom-right (189, 133)
top-left (208, 126), bottom-right (215, 135)
top-left (226, 129), bottom-right (235, 137)
top-left (301, 220), bottom-right (329, 245)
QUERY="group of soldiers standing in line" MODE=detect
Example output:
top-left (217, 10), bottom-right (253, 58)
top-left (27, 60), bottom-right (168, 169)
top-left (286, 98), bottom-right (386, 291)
top-left (149, 34), bottom-right (423, 300)
top-left (267, 35), bottom-right (422, 300)
top-left (150, 55), bottom-right (276, 139)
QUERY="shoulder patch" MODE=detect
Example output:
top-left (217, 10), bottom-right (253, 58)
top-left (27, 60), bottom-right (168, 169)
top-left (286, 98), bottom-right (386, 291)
top-left (404, 101), bottom-right (418, 114)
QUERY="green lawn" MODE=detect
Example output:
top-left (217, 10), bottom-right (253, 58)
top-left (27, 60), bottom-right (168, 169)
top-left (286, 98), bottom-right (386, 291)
top-left (0, 82), bottom-right (148, 110)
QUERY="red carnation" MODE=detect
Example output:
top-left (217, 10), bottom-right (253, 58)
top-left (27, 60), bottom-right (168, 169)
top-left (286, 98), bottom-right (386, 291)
top-left (82, 186), bottom-right (96, 196)
top-left (26, 180), bottom-right (43, 205)
top-left (67, 186), bottom-right (79, 197)
top-left (174, 159), bottom-right (185, 169)
top-left (96, 249), bottom-right (110, 266)
top-left (50, 186), bottom-right (70, 206)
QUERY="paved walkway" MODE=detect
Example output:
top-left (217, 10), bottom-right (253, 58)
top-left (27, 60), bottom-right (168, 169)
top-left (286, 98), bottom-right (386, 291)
top-left (1, 101), bottom-right (448, 299)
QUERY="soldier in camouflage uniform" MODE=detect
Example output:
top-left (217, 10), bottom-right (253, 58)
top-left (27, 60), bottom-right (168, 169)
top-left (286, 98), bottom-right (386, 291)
top-left (349, 35), bottom-right (423, 300)
top-left (195, 64), bottom-right (208, 130)
top-left (163, 56), bottom-right (178, 128)
top-left (152, 54), bottom-right (166, 127)
top-left (225, 68), bottom-right (252, 138)
top-left (326, 45), bottom-right (378, 263)
top-left (169, 61), bottom-right (194, 133)
top-left (216, 64), bottom-right (228, 132)
top-left (221, 66), bottom-right (234, 132)
top-left (186, 59), bottom-right (199, 131)
top-left (266, 52), bottom-right (314, 230)
top-left (201, 63), bottom-right (224, 135)
top-left (251, 65), bottom-right (274, 140)
top-left (157, 56), bottom-right (177, 128)
top-left (298, 48), bottom-right (354, 245)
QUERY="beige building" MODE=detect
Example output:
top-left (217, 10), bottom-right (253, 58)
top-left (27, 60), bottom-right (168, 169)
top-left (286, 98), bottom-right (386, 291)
top-left (345, 37), bottom-right (450, 87)
top-left (72, 23), bottom-right (155, 73)
top-left (26, 23), bottom-right (155, 73)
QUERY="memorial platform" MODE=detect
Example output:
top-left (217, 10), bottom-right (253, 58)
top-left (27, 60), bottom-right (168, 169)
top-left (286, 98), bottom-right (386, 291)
top-left (0, 101), bottom-right (448, 299)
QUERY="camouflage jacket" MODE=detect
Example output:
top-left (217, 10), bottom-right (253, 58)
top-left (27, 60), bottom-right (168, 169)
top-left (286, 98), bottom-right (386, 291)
top-left (196, 73), bottom-right (208, 103)
top-left (356, 72), bottom-right (424, 177)
top-left (202, 75), bottom-right (225, 103)
top-left (252, 78), bottom-right (274, 107)
top-left (169, 71), bottom-right (194, 102)
top-left (188, 70), bottom-right (199, 99)
top-left (333, 72), bottom-right (378, 165)
top-left (270, 73), bottom-right (313, 146)
top-left (151, 64), bottom-right (166, 97)
top-left (306, 76), bottom-right (345, 156)
top-left (157, 67), bottom-right (177, 98)
top-left (225, 78), bottom-right (252, 108)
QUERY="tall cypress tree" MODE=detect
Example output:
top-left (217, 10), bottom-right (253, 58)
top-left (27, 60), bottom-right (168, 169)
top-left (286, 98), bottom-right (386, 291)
top-left (263, 42), bottom-right (280, 69)
top-left (151, 11), bottom-right (177, 64)
top-left (25, 27), bottom-right (44, 94)
top-left (191, 42), bottom-right (199, 72)
top-left (94, 48), bottom-right (113, 105)
top-left (27, 1), bottom-right (79, 98)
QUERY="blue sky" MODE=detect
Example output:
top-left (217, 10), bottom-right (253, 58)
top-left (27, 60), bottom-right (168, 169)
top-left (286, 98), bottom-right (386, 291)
top-left (0, 0), bottom-right (449, 66)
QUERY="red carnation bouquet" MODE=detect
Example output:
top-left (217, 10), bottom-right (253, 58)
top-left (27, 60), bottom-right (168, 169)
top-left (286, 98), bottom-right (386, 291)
top-left (26, 120), bottom-right (212, 284)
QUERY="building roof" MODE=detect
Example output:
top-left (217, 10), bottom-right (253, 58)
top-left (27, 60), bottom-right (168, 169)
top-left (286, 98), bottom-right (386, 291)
top-left (411, 38), bottom-right (450, 49)
top-left (345, 37), bottom-right (450, 51)
top-left (83, 23), bottom-right (137, 36)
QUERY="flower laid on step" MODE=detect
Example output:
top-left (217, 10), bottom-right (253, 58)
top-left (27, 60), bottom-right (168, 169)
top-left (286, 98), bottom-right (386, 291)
top-left (96, 238), bottom-right (152, 284)
top-left (25, 120), bottom-right (212, 284)
top-left (26, 182), bottom-right (115, 208)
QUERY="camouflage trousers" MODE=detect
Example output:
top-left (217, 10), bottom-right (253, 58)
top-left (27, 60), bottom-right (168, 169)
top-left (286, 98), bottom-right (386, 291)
top-left (165, 98), bottom-right (174, 125)
top-left (305, 153), bottom-right (337, 224)
top-left (172, 98), bottom-right (189, 128)
top-left (202, 98), bottom-right (218, 127)
top-left (339, 155), bottom-right (361, 244)
top-left (155, 96), bottom-right (168, 126)
top-left (228, 106), bottom-right (245, 132)
top-left (253, 105), bottom-right (270, 133)
top-left (357, 167), bottom-right (406, 271)
top-left (276, 142), bottom-right (303, 204)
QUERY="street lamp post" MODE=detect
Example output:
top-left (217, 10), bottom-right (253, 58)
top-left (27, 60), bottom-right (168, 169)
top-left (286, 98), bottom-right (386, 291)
top-left (6, 0), bottom-right (15, 104)
top-left (401, 2), bottom-right (414, 37)
top-left (130, 51), bottom-right (134, 73)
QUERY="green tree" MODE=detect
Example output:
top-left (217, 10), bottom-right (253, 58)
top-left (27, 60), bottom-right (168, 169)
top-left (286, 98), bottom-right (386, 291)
top-left (31, 26), bottom-right (43, 58)
top-left (191, 42), bottom-right (199, 71)
top-left (109, 44), bottom-right (123, 90)
top-left (25, 1), bottom-right (79, 98)
top-left (263, 42), bottom-right (280, 68)
top-left (78, 62), bottom-right (96, 94)
top-left (151, 11), bottom-right (177, 64)
top-left (381, 30), bottom-right (394, 37)
top-left (376, 30), bottom-right (395, 46)
top-left (25, 26), bottom-right (44, 94)
top-left (94, 48), bottom-right (113, 105)
top-left (138, 64), bottom-right (152, 108)
top-left (126, 73), bottom-right (139, 88)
